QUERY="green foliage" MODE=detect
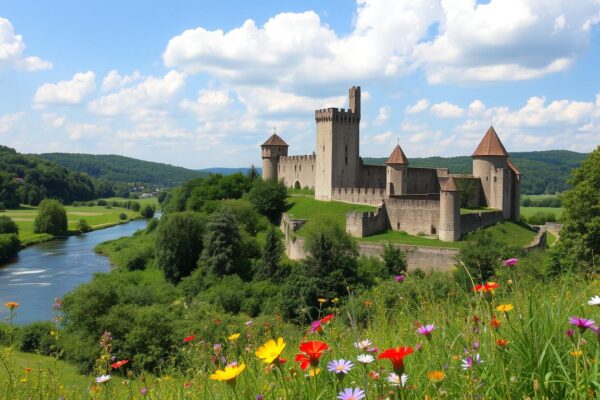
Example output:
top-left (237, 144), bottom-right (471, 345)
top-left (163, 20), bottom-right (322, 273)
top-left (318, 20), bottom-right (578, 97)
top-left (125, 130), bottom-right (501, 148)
top-left (18, 322), bottom-right (55, 355)
top-left (33, 199), bottom-right (68, 235)
top-left (118, 212), bottom-right (127, 220)
top-left (0, 215), bottom-right (19, 234)
top-left (381, 242), bottom-right (407, 275)
top-left (157, 190), bottom-right (168, 203)
top-left (156, 211), bottom-right (205, 283)
top-left (220, 199), bottom-right (267, 235)
top-left (140, 204), bottom-right (155, 218)
top-left (77, 219), bottom-right (91, 233)
top-left (521, 195), bottom-right (562, 207)
top-left (255, 228), bottom-right (283, 280)
top-left (199, 208), bottom-right (243, 276)
top-left (130, 201), bottom-right (140, 212)
top-left (0, 233), bottom-right (20, 262)
top-left (247, 179), bottom-right (287, 222)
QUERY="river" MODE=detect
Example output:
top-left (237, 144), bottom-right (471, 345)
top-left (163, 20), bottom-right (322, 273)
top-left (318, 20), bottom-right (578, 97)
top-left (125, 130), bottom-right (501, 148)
top-left (0, 219), bottom-right (149, 325)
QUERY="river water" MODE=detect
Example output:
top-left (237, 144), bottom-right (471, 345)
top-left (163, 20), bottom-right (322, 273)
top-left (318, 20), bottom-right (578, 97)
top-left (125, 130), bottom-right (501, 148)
top-left (0, 219), bottom-right (149, 325)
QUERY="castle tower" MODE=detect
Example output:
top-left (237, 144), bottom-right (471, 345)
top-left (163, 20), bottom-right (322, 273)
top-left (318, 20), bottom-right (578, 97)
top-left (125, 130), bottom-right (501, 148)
top-left (260, 133), bottom-right (288, 181)
top-left (385, 144), bottom-right (408, 196)
top-left (471, 126), bottom-right (510, 214)
top-left (314, 86), bottom-right (361, 200)
top-left (439, 177), bottom-right (461, 242)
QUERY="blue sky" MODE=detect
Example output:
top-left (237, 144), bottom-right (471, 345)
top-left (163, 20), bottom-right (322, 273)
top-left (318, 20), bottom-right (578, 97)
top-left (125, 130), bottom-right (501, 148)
top-left (1, 0), bottom-right (599, 168)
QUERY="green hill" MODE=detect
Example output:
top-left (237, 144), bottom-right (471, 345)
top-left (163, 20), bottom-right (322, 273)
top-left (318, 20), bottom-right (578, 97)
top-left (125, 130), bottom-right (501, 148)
top-left (363, 150), bottom-right (588, 195)
top-left (39, 153), bottom-right (205, 187)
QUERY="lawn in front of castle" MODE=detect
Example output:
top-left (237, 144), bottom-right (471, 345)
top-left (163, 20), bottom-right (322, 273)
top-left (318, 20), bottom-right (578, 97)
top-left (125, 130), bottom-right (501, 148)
top-left (286, 194), bottom-right (538, 248)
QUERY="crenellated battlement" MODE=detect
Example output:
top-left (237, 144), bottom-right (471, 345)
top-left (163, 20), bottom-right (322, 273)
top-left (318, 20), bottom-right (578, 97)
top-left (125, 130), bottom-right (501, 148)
top-left (315, 107), bottom-right (360, 123)
top-left (280, 154), bottom-right (316, 162)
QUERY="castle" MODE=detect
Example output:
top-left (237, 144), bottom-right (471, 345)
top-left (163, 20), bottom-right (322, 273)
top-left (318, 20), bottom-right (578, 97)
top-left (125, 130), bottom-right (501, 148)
top-left (261, 86), bottom-right (521, 242)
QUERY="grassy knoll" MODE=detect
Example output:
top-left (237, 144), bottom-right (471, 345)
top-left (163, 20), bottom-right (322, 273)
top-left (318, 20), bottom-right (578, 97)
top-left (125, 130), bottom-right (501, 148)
top-left (286, 194), bottom-right (375, 231)
top-left (1, 204), bottom-right (143, 246)
top-left (521, 206), bottom-right (564, 220)
top-left (485, 220), bottom-right (538, 247)
top-left (358, 230), bottom-right (463, 248)
top-left (460, 207), bottom-right (496, 215)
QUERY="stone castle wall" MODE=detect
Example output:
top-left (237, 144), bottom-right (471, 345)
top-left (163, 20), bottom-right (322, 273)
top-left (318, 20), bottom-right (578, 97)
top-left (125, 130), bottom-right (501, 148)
top-left (346, 205), bottom-right (388, 237)
top-left (406, 168), bottom-right (440, 194)
top-left (331, 186), bottom-right (386, 206)
top-left (385, 195), bottom-right (440, 235)
top-left (358, 163), bottom-right (386, 188)
top-left (459, 211), bottom-right (504, 236)
top-left (278, 155), bottom-right (316, 189)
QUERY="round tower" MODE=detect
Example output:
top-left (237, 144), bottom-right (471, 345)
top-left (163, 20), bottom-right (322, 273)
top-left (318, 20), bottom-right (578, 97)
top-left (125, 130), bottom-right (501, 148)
top-left (260, 133), bottom-right (288, 181)
top-left (471, 126), bottom-right (509, 209)
top-left (439, 177), bottom-right (461, 242)
top-left (385, 144), bottom-right (409, 196)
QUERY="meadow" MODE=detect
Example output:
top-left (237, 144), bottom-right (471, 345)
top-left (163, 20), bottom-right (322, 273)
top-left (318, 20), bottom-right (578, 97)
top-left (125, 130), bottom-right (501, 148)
top-left (1, 265), bottom-right (599, 399)
top-left (520, 206), bottom-right (565, 220)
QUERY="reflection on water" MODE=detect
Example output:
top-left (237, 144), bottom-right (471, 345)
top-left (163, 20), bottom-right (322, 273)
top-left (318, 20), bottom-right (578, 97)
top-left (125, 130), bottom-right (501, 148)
top-left (0, 219), bottom-right (148, 325)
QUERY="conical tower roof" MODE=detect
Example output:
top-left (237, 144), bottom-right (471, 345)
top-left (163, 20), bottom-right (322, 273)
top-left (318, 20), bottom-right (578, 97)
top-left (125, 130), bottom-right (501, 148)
top-left (261, 133), bottom-right (288, 147)
top-left (471, 126), bottom-right (508, 157)
top-left (386, 144), bottom-right (409, 165)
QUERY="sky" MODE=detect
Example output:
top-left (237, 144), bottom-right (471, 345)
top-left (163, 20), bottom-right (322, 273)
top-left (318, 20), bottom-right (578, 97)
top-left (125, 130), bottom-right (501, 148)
top-left (1, 0), bottom-right (599, 169)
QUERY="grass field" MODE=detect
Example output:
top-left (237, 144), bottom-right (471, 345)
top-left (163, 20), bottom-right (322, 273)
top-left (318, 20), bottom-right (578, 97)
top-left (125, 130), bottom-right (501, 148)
top-left (357, 230), bottom-right (464, 248)
top-left (521, 206), bottom-right (564, 220)
top-left (521, 194), bottom-right (562, 200)
top-left (547, 231), bottom-right (557, 246)
top-left (0, 203), bottom-right (145, 246)
top-left (99, 197), bottom-right (159, 208)
top-left (485, 220), bottom-right (538, 247)
top-left (286, 194), bottom-right (375, 231)
top-left (460, 207), bottom-right (496, 215)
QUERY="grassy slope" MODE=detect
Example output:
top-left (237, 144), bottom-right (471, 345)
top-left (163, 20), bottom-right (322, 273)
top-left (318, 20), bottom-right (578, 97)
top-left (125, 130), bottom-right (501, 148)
top-left (286, 194), bottom-right (375, 231)
top-left (521, 206), bottom-right (564, 219)
top-left (1, 199), bottom-right (155, 246)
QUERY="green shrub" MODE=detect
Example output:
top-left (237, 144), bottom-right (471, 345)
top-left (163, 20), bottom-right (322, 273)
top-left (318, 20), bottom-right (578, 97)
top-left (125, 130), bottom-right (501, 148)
top-left (0, 215), bottom-right (18, 234)
top-left (0, 202), bottom-right (5, 211)
top-left (33, 199), bottom-right (67, 235)
top-left (18, 321), bottom-right (55, 355)
top-left (382, 242), bottom-right (407, 276)
top-left (0, 233), bottom-right (20, 261)
top-left (119, 212), bottom-right (127, 220)
top-left (140, 204), bottom-right (154, 218)
top-left (130, 201), bottom-right (141, 212)
top-left (247, 179), bottom-right (287, 222)
top-left (77, 219), bottom-right (91, 233)
top-left (96, 199), bottom-right (107, 206)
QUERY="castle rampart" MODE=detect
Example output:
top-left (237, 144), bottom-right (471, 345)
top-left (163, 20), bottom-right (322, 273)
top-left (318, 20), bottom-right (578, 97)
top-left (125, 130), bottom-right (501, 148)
top-left (346, 205), bottom-right (387, 237)
top-left (385, 195), bottom-right (441, 235)
top-left (331, 186), bottom-right (386, 206)
top-left (459, 211), bottom-right (504, 236)
top-left (278, 154), bottom-right (316, 189)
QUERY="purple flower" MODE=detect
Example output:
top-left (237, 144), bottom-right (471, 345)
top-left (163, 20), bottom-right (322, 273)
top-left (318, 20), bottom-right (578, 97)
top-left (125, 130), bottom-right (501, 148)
top-left (140, 387), bottom-right (148, 396)
top-left (52, 297), bottom-right (63, 310)
top-left (256, 395), bottom-right (264, 400)
top-left (461, 354), bottom-right (482, 370)
top-left (395, 274), bottom-right (405, 283)
top-left (503, 258), bottom-right (518, 267)
top-left (328, 359), bottom-right (354, 375)
top-left (473, 341), bottom-right (480, 351)
top-left (366, 346), bottom-right (379, 353)
top-left (416, 324), bottom-right (435, 337)
top-left (337, 387), bottom-right (366, 400)
top-left (310, 320), bottom-right (322, 334)
top-left (569, 317), bottom-right (596, 332)
top-left (565, 329), bottom-right (575, 338)
top-left (213, 343), bottom-right (222, 353)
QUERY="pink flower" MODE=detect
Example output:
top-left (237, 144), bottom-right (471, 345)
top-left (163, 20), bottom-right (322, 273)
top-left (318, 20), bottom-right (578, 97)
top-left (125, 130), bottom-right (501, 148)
top-left (503, 258), bottom-right (518, 267)
top-left (395, 275), bottom-right (405, 283)
top-left (416, 324), bottom-right (435, 337)
top-left (569, 316), bottom-right (596, 332)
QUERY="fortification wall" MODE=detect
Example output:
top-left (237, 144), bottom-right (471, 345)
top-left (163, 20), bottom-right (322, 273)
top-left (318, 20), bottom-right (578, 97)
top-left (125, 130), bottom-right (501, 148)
top-left (359, 163), bottom-right (386, 188)
top-left (331, 187), bottom-right (386, 206)
top-left (523, 225), bottom-right (547, 253)
top-left (385, 195), bottom-right (440, 235)
top-left (459, 211), bottom-right (503, 236)
top-left (453, 176), bottom-right (483, 208)
top-left (280, 214), bottom-right (309, 259)
top-left (407, 168), bottom-right (440, 194)
top-left (346, 205), bottom-right (388, 237)
top-left (278, 155), bottom-right (316, 189)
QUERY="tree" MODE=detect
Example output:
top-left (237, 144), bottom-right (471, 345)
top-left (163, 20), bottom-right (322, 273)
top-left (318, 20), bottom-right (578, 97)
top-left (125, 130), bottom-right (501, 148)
top-left (156, 211), bottom-right (205, 284)
top-left (256, 228), bottom-right (283, 280)
top-left (157, 191), bottom-right (168, 204)
top-left (33, 199), bottom-right (67, 235)
top-left (199, 208), bottom-right (243, 276)
top-left (548, 146), bottom-right (600, 274)
top-left (0, 215), bottom-right (18, 234)
top-left (247, 179), bottom-right (287, 222)
top-left (454, 230), bottom-right (510, 288)
top-left (140, 204), bottom-right (155, 218)
top-left (77, 219), bottom-right (91, 233)
top-left (382, 242), bottom-right (407, 276)
top-left (247, 164), bottom-right (259, 180)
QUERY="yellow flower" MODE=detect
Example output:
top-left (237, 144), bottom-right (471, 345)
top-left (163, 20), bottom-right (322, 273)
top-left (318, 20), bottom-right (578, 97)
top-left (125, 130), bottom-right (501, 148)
top-left (228, 333), bottom-right (241, 342)
top-left (209, 363), bottom-right (246, 382)
top-left (307, 367), bottom-right (321, 377)
top-left (332, 298), bottom-right (339, 304)
top-left (20, 378), bottom-right (27, 384)
top-left (255, 337), bottom-right (286, 364)
top-left (496, 304), bottom-right (514, 313)
top-left (5, 302), bottom-right (19, 310)
top-left (571, 350), bottom-right (583, 357)
top-left (428, 370), bottom-right (446, 383)
top-left (452, 354), bottom-right (460, 361)
top-left (318, 298), bottom-right (327, 304)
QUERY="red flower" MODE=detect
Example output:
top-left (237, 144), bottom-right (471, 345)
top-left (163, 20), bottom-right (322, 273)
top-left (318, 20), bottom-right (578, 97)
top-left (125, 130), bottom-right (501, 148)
top-left (496, 339), bottom-right (509, 347)
top-left (473, 282), bottom-right (500, 293)
top-left (183, 335), bottom-right (195, 343)
top-left (378, 346), bottom-right (413, 374)
top-left (295, 341), bottom-right (328, 370)
top-left (492, 315), bottom-right (501, 329)
top-left (111, 359), bottom-right (129, 369)
top-left (320, 314), bottom-right (334, 324)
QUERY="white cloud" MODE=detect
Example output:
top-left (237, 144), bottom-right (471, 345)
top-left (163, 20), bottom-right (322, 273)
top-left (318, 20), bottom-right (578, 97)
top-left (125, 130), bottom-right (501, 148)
top-left (180, 89), bottom-right (233, 120)
top-left (405, 99), bottom-right (430, 114)
top-left (430, 101), bottom-right (464, 118)
top-left (89, 70), bottom-right (185, 116)
top-left (101, 70), bottom-right (143, 92)
top-left (0, 18), bottom-right (52, 71)
top-left (65, 122), bottom-right (109, 140)
top-left (33, 71), bottom-right (96, 106)
top-left (236, 87), bottom-right (346, 117)
top-left (374, 106), bottom-right (390, 125)
top-left (468, 100), bottom-right (486, 116)
top-left (371, 130), bottom-right (393, 144)
top-left (0, 112), bottom-right (24, 134)
top-left (42, 113), bottom-right (65, 128)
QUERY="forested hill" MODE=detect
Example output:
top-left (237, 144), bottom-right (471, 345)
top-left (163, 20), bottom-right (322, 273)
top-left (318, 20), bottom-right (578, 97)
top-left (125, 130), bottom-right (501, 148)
top-left (39, 153), bottom-right (205, 187)
top-left (0, 146), bottom-right (114, 208)
top-left (363, 150), bottom-right (588, 195)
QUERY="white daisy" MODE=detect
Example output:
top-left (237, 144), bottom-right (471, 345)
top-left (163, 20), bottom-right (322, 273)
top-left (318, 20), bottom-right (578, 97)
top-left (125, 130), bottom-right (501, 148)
top-left (588, 296), bottom-right (600, 306)
top-left (353, 339), bottom-right (373, 350)
top-left (356, 354), bottom-right (375, 364)
top-left (387, 373), bottom-right (408, 387)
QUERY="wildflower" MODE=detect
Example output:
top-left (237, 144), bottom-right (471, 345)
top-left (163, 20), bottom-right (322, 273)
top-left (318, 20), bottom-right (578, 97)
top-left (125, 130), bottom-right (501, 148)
top-left (496, 339), bottom-right (509, 348)
top-left (320, 314), bottom-right (334, 324)
top-left (473, 341), bottom-right (480, 351)
top-left (354, 339), bottom-right (372, 350)
top-left (183, 335), bottom-right (195, 343)
top-left (4, 302), bottom-right (19, 310)
top-left (228, 333), bottom-right (241, 342)
top-left (492, 315), bottom-right (501, 329)
top-left (213, 343), bottom-right (222, 353)
top-left (565, 329), bottom-right (575, 338)
top-left (111, 359), bottom-right (129, 369)
top-left (496, 304), bottom-right (514, 313)
top-left (368, 370), bottom-right (380, 380)
top-left (310, 320), bottom-right (323, 334)
top-left (387, 372), bottom-right (408, 388)
top-left (503, 258), bottom-right (518, 266)
top-left (570, 350), bottom-right (583, 357)
top-left (52, 298), bottom-right (63, 310)
top-left (95, 375), bottom-right (111, 383)
top-left (366, 346), bottom-right (379, 353)
top-left (209, 363), bottom-right (246, 382)
top-left (588, 296), bottom-right (600, 306)
top-left (140, 387), bottom-right (148, 396)
top-left (395, 274), bottom-right (405, 283)
top-left (569, 317), bottom-right (596, 332)
top-left (306, 368), bottom-right (321, 377)
top-left (337, 387), bottom-right (366, 400)
top-left (295, 340), bottom-right (328, 370)
top-left (416, 324), bottom-right (435, 337)
top-left (363, 300), bottom-right (373, 308)
top-left (427, 370), bottom-right (446, 383)
top-left (327, 359), bottom-right (354, 375)
top-left (24, 368), bottom-right (31, 374)
top-left (378, 346), bottom-right (414, 374)
top-left (255, 337), bottom-right (286, 365)
top-left (183, 382), bottom-right (192, 389)
top-left (245, 320), bottom-right (253, 326)
top-left (256, 395), bottom-right (264, 400)
top-left (332, 298), bottom-right (339, 304)
top-left (473, 282), bottom-right (500, 293)
top-left (357, 354), bottom-right (375, 364)
top-left (20, 378), bottom-right (27, 384)
top-left (461, 354), bottom-right (482, 370)
top-left (318, 298), bottom-right (327, 304)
